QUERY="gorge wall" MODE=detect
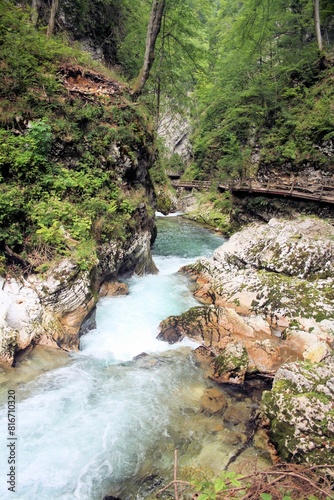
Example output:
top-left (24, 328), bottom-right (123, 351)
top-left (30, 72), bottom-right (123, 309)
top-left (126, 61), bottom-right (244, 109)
top-left (0, 6), bottom-right (159, 365)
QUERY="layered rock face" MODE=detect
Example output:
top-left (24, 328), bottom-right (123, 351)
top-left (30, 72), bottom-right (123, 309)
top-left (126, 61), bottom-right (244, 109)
top-left (158, 112), bottom-right (192, 164)
top-left (158, 216), bottom-right (334, 464)
top-left (0, 204), bottom-right (156, 366)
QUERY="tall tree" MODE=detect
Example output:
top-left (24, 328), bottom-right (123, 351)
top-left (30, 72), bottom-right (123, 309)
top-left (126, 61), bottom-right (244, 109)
top-left (31, 0), bottom-right (39, 26)
top-left (132, 0), bottom-right (166, 98)
top-left (314, 0), bottom-right (323, 51)
top-left (46, 0), bottom-right (59, 38)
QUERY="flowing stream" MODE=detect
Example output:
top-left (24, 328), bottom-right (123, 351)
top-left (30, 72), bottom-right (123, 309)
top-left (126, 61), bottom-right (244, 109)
top-left (0, 217), bottom-right (270, 500)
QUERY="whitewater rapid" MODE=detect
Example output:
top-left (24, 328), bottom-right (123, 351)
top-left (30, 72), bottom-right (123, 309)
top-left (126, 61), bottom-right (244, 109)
top-left (0, 216), bottom-right (225, 499)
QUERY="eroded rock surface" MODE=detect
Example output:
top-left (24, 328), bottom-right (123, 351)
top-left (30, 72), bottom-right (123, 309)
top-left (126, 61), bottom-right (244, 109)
top-left (0, 216), bottom-right (156, 366)
top-left (182, 218), bottom-right (334, 320)
top-left (262, 357), bottom-right (334, 464)
top-left (99, 281), bottom-right (129, 297)
top-left (159, 217), bottom-right (334, 383)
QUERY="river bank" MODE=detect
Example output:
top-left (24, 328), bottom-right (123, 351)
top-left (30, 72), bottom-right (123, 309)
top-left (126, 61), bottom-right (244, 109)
top-left (158, 215), bottom-right (334, 467)
top-left (0, 217), bottom-right (276, 499)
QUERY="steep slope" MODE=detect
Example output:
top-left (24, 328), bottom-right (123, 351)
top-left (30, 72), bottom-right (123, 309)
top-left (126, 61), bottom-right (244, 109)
top-left (0, 2), bottom-right (158, 364)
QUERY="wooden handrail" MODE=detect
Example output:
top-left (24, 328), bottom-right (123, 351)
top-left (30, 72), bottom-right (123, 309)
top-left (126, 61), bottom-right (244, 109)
top-left (170, 175), bottom-right (334, 204)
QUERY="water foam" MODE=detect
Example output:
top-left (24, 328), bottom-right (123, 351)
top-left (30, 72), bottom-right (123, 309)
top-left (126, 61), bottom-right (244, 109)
top-left (0, 218), bottom-right (225, 499)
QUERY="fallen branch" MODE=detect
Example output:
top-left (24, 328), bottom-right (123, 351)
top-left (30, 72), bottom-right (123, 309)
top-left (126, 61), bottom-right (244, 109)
top-left (174, 449), bottom-right (179, 500)
top-left (156, 479), bottom-right (191, 497)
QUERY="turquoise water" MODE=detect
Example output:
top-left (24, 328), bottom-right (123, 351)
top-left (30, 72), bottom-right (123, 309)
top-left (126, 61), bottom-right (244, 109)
top-left (152, 217), bottom-right (224, 258)
top-left (0, 216), bottom-right (226, 499)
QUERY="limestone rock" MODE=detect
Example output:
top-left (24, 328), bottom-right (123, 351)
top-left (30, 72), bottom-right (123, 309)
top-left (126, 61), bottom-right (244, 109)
top-left (262, 357), bottom-right (334, 464)
top-left (158, 112), bottom-right (192, 163)
top-left (99, 281), bottom-right (129, 297)
top-left (303, 341), bottom-right (332, 363)
top-left (181, 218), bottom-right (334, 324)
top-left (179, 217), bottom-right (334, 372)
top-left (158, 305), bottom-right (300, 377)
top-left (0, 218), bottom-right (156, 365)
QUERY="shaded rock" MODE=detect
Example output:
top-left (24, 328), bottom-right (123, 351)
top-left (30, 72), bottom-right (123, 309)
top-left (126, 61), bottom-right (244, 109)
top-left (262, 356), bottom-right (334, 464)
top-left (223, 403), bottom-right (251, 427)
top-left (200, 387), bottom-right (228, 414)
top-left (79, 306), bottom-right (97, 336)
top-left (99, 281), bottom-right (129, 297)
top-left (212, 342), bottom-right (248, 384)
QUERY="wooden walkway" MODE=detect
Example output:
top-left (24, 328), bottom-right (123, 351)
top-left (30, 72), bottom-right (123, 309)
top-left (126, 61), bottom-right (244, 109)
top-left (170, 177), bottom-right (334, 205)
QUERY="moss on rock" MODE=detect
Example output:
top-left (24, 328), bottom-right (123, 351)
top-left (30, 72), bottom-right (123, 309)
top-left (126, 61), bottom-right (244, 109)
top-left (262, 357), bottom-right (334, 464)
top-left (213, 343), bottom-right (249, 384)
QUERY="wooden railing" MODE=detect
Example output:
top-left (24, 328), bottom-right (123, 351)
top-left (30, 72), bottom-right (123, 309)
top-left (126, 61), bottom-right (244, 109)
top-left (171, 180), bottom-right (212, 189)
top-left (170, 176), bottom-right (334, 205)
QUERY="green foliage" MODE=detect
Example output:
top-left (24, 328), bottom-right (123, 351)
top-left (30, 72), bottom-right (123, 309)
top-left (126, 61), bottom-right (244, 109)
top-left (191, 0), bottom-right (334, 180)
top-left (192, 470), bottom-right (243, 499)
top-left (0, 1), bottom-right (155, 273)
top-left (0, 185), bottom-right (26, 248)
top-left (184, 191), bottom-right (233, 234)
top-left (0, 121), bottom-right (52, 182)
top-left (181, 163), bottom-right (203, 181)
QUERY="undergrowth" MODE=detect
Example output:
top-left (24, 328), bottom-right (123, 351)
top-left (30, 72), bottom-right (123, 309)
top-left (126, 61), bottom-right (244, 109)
top-left (0, 0), bottom-right (155, 275)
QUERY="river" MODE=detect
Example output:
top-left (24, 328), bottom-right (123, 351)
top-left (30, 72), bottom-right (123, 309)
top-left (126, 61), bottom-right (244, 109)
top-left (0, 216), bottom-right (270, 499)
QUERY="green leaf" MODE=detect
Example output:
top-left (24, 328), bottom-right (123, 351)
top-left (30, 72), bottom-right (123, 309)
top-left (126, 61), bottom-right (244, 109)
top-left (260, 494), bottom-right (272, 500)
top-left (214, 478), bottom-right (226, 492)
top-left (198, 494), bottom-right (210, 500)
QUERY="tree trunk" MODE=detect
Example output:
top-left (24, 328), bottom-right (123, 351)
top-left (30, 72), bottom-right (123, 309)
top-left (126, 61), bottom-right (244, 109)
top-left (31, 0), bottom-right (39, 26)
top-left (47, 0), bottom-right (59, 38)
top-left (155, 13), bottom-right (166, 127)
top-left (314, 0), bottom-right (323, 51)
top-left (132, 0), bottom-right (166, 99)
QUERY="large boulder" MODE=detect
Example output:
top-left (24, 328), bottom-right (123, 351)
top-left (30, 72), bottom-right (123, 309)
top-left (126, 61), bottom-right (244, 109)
top-left (158, 305), bottom-right (299, 383)
top-left (158, 217), bottom-right (334, 386)
top-left (158, 303), bottom-right (334, 383)
top-left (262, 357), bottom-right (334, 464)
top-left (181, 218), bottom-right (334, 322)
top-left (179, 217), bottom-right (334, 363)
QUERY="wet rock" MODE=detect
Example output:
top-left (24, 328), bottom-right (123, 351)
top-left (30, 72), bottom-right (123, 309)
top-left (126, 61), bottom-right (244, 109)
top-left (200, 387), bottom-right (228, 414)
top-left (99, 281), bottom-right (129, 297)
top-left (262, 356), bottom-right (334, 464)
top-left (193, 345), bottom-right (216, 362)
top-left (158, 305), bottom-right (299, 378)
top-left (223, 402), bottom-right (252, 427)
top-left (156, 317), bottom-right (184, 344)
